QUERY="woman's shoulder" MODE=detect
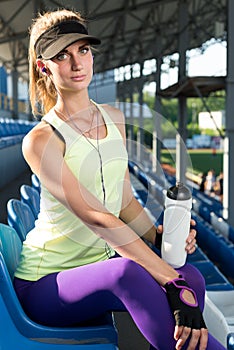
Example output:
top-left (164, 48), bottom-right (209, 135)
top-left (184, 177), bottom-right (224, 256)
top-left (25, 109), bottom-right (61, 141)
top-left (99, 103), bottom-right (125, 126)
top-left (22, 118), bottom-right (61, 160)
top-left (24, 119), bottom-right (53, 145)
top-left (22, 118), bottom-right (65, 175)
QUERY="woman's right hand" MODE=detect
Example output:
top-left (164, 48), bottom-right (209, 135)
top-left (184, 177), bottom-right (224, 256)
top-left (164, 276), bottom-right (208, 350)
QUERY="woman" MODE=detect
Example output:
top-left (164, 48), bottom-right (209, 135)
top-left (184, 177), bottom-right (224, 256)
top-left (13, 8), bottom-right (225, 350)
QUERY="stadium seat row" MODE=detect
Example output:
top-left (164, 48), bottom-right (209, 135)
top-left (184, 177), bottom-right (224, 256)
top-left (0, 118), bottom-right (37, 137)
top-left (193, 197), bottom-right (234, 244)
top-left (0, 118), bottom-right (37, 149)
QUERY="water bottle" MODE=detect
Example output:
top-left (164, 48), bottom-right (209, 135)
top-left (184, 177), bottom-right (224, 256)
top-left (162, 182), bottom-right (192, 268)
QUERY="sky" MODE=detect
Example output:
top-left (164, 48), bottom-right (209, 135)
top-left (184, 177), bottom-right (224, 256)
top-left (188, 41), bottom-right (226, 76)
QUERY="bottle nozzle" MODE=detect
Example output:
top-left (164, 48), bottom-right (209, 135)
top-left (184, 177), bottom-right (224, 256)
top-left (167, 182), bottom-right (192, 200)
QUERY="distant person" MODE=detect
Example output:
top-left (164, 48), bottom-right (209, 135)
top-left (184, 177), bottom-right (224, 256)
top-left (216, 172), bottom-right (224, 203)
top-left (205, 169), bottom-right (216, 196)
top-left (13, 8), bottom-right (225, 350)
top-left (199, 172), bottom-right (207, 193)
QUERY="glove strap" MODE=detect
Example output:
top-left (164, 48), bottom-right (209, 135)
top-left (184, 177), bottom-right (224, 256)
top-left (164, 276), bottom-right (198, 307)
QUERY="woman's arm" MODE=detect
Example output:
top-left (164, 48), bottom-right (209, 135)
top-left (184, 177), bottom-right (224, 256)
top-left (22, 121), bottom-right (178, 285)
top-left (119, 180), bottom-right (157, 244)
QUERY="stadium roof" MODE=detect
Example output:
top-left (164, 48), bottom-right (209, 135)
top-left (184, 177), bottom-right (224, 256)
top-left (0, 0), bottom-right (227, 81)
top-left (158, 76), bottom-right (226, 98)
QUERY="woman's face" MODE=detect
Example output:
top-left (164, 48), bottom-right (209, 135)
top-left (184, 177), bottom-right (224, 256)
top-left (44, 40), bottom-right (94, 94)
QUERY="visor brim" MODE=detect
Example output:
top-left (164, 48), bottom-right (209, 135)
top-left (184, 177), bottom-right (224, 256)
top-left (39, 33), bottom-right (101, 59)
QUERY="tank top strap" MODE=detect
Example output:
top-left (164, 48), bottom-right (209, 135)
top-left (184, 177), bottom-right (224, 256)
top-left (42, 109), bottom-right (77, 149)
top-left (91, 100), bottom-right (122, 140)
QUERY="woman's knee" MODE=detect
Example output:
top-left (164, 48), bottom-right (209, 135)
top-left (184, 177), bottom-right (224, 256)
top-left (180, 263), bottom-right (205, 287)
top-left (113, 258), bottom-right (150, 288)
top-left (178, 263), bottom-right (206, 308)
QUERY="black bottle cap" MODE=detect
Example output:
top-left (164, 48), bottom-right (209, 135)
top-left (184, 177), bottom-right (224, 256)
top-left (167, 182), bottom-right (192, 200)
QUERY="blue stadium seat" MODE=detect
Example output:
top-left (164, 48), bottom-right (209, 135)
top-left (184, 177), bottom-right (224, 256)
top-left (7, 199), bottom-right (36, 241)
top-left (31, 173), bottom-right (41, 193)
top-left (194, 212), bottom-right (234, 280)
top-left (186, 247), bottom-right (209, 263)
top-left (229, 226), bottom-right (234, 244)
top-left (0, 223), bottom-right (118, 349)
top-left (20, 184), bottom-right (40, 219)
top-left (198, 206), bottom-right (211, 223)
top-left (0, 119), bottom-right (35, 151)
top-left (228, 333), bottom-right (234, 350)
top-left (191, 260), bottom-right (233, 291)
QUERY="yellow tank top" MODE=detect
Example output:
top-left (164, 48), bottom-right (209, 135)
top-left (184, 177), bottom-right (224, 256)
top-left (15, 102), bottom-right (128, 281)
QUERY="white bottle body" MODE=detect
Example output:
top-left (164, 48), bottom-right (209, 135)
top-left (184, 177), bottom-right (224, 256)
top-left (162, 196), bottom-right (192, 268)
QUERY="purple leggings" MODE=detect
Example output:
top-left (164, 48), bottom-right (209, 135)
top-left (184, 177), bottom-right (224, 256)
top-left (14, 258), bottom-right (225, 350)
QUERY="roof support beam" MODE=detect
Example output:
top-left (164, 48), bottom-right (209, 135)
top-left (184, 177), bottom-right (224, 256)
top-left (2, 0), bottom-right (29, 28)
top-left (136, 63), bottom-right (145, 164)
top-left (11, 65), bottom-right (18, 119)
top-left (152, 39), bottom-right (163, 174)
top-left (223, 0), bottom-right (234, 225)
top-left (89, 0), bottom-right (177, 20)
top-left (176, 0), bottom-right (189, 184)
top-left (0, 32), bottom-right (27, 44)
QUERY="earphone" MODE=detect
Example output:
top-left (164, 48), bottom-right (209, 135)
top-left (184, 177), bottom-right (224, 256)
top-left (41, 67), bottom-right (47, 74)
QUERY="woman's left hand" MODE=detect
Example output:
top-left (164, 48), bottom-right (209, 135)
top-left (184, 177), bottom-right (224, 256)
top-left (156, 219), bottom-right (197, 255)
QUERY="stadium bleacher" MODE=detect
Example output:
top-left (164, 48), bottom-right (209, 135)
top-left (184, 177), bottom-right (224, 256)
top-left (0, 118), bottom-right (37, 189)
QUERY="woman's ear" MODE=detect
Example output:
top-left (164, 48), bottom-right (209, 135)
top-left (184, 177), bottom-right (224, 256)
top-left (36, 59), bottom-right (50, 76)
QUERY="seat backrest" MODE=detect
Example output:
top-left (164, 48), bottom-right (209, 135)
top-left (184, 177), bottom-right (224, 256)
top-left (31, 173), bottom-right (41, 193)
top-left (20, 184), bottom-right (40, 219)
top-left (0, 223), bottom-right (22, 279)
top-left (7, 198), bottom-right (35, 242)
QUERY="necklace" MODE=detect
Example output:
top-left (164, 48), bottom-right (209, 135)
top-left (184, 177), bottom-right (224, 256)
top-left (83, 107), bottom-right (96, 138)
top-left (54, 101), bottom-right (106, 206)
top-left (55, 103), bottom-right (96, 139)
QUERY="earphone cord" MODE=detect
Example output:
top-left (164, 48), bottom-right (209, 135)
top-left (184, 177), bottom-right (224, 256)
top-left (54, 88), bottom-right (106, 207)
top-left (96, 115), bottom-right (106, 206)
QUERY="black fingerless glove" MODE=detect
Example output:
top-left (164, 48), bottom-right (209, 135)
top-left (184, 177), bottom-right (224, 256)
top-left (164, 276), bottom-right (207, 329)
top-left (154, 227), bottom-right (162, 250)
